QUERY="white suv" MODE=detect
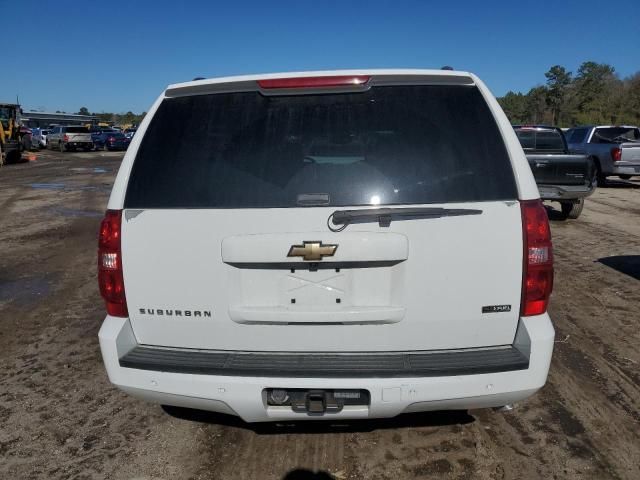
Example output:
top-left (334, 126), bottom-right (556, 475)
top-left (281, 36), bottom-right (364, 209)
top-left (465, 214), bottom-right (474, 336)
top-left (98, 69), bottom-right (555, 422)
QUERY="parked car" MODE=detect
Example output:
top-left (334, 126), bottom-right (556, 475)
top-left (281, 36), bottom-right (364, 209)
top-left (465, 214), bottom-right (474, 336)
top-left (123, 128), bottom-right (137, 139)
top-left (47, 125), bottom-right (93, 152)
top-left (91, 129), bottom-right (117, 148)
top-left (94, 131), bottom-right (130, 151)
top-left (98, 69), bottom-right (555, 423)
top-left (40, 128), bottom-right (51, 147)
top-left (31, 128), bottom-right (52, 149)
top-left (513, 125), bottom-right (596, 219)
top-left (566, 125), bottom-right (640, 184)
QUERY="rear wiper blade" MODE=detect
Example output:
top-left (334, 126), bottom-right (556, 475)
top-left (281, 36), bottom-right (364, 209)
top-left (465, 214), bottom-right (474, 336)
top-left (328, 206), bottom-right (483, 231)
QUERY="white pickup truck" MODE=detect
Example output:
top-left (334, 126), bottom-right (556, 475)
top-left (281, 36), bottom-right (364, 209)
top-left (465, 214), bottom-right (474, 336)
top-left (98, 69), bottom-right (555, 422)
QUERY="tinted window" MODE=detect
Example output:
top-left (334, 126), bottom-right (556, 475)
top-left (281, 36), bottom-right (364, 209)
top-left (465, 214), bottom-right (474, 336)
top-left (592, 127), bottom-right (640, 143)
top-left (65, 126), bottom-right (89, 133)
top-left (536, 131), bottom-right (565, 150)
top-left (568, 128), bottom-right (588, 144)
top-left (126, 85), bottom-right (517, 208)
top-left (515, 130), bottom-right (535, 149)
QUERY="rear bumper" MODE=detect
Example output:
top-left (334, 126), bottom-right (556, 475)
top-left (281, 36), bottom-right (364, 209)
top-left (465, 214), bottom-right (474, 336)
top-left (99, 315), bottom-right (555, 422)
top-left (538, 183), bottom-right (595, 201)
top-left (610, 164), bottom-right (640, 176)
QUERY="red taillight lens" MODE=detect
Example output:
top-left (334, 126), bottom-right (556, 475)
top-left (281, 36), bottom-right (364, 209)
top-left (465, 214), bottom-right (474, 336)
top-left (611, 147), bottom-right (622, 162)
top-left (98, 210), bottom-right (128, 317)
top-left (521, 200), bottom-right (553, 316)
top-left (257, 75), bottom-right (370, 89)
top-left (63, 134), bottom-right (69, 142)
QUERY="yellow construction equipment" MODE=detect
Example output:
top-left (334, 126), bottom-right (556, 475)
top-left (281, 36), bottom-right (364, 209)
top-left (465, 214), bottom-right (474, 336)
top-left (0, 103), bottom-right (22, 165)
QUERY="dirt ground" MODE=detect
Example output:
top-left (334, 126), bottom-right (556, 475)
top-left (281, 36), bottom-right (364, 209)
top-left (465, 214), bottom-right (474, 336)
top-left (1, 150), bottom-right (639, 480)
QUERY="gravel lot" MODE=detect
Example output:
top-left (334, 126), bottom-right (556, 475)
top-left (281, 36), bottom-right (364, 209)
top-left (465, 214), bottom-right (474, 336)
top-left (1, 150), bottom-right (639, 479)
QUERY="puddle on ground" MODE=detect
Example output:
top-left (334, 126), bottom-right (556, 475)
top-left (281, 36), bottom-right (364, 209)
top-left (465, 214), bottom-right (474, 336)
top-left (50, 207), bottom-right (103, 218)
top-left (0, 277), bottom-right (52, 306)
top-left (69, 167), bottom-right (108, 173)
top-left (28, 183), bottom-right (111, 193)
top-left (30, 183), bottom-right (65, 189)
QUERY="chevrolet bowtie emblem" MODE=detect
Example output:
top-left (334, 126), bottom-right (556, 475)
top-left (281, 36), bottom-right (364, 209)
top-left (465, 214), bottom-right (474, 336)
top-left (287, 241), bottom-right (338, 261)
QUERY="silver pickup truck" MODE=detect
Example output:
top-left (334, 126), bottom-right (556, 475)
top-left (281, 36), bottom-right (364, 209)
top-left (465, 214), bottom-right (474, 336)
top-left (47, 125), bottom-right (93, 152)
top-left (514, 125), bottom-right (596, 219)
top-left (566, 125), bottom-right (640, 184)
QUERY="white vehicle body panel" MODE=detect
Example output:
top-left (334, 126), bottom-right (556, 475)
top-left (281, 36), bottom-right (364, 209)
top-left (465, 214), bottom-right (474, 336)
top-left (122, 202), bottom-right (523, 351)
top-left (66, 132), bottom-right (92, 143)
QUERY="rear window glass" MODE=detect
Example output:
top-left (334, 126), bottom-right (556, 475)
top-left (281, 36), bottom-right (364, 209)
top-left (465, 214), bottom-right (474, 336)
top-left (65, 126), bottom-right (88, 133)
top-left (125, 85), bottom-right (517, 208)
top-left (515, 129), bottom-right (565, 151)
top-left (591, 127), bottom-right (640, 143)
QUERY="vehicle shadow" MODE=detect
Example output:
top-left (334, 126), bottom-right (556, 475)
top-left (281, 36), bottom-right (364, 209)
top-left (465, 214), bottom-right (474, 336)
top-left (282, 469), bottom-right (336, 480)
top-left (544, 204), bottom-right (567, 222)
top-left (161, 405), bottom-right (475, 434)
top-left (601, 178), bottom-right (640, 189)
top-left (2, 155), bottom-right (30, 165)
top-left (597, 255), bottom-right (640, 281)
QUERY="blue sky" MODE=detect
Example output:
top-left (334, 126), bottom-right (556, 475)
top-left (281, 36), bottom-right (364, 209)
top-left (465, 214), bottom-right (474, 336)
top-left (3, 0), bottom-right (639, 114)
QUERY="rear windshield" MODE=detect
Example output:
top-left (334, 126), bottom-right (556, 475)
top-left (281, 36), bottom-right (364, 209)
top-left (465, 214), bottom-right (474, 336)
top-left (65, 126), bottom-right (88, 133)
top-left (592, 127), bottom-right (640, 143)
top-left (125, 85), bottom-right (517, 208)
top-left (515, 129), bottom-right (565, 151)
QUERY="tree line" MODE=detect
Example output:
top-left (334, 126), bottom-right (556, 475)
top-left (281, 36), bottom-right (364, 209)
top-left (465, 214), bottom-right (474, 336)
top-left (76, 107), bottom-right (146, 126)
top-left (69, 62), bottom-right (640, 129)
top-left (498, 62), bottom-right (640, 127)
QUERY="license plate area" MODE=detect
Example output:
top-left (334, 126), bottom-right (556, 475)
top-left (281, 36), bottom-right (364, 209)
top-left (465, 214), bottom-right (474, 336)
top-left (280, 268), bottom-right (349, 307)
top-left (265, 388), bottom-right (370, 415)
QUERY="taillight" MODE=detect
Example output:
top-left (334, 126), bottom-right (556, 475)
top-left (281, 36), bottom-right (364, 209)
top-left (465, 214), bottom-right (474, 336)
top-left (98, 210), bottom-right (128, 317)
top-left (611, 147), bottom-right (622, 162)
top-left (63, 134), bottom-right (69, 142)
top-left (257, 75), bottom-right (370, 89)
top-left (521, 200), bottom-right (553, 316)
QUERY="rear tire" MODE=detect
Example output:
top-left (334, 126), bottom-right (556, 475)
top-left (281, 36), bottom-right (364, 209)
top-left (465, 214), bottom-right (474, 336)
top-left (594, 159), bottom-right (606, 186)
top-left (619, 174), bottom-right (632, 180)
top-left (561, 199), bottom-right (584, 220)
